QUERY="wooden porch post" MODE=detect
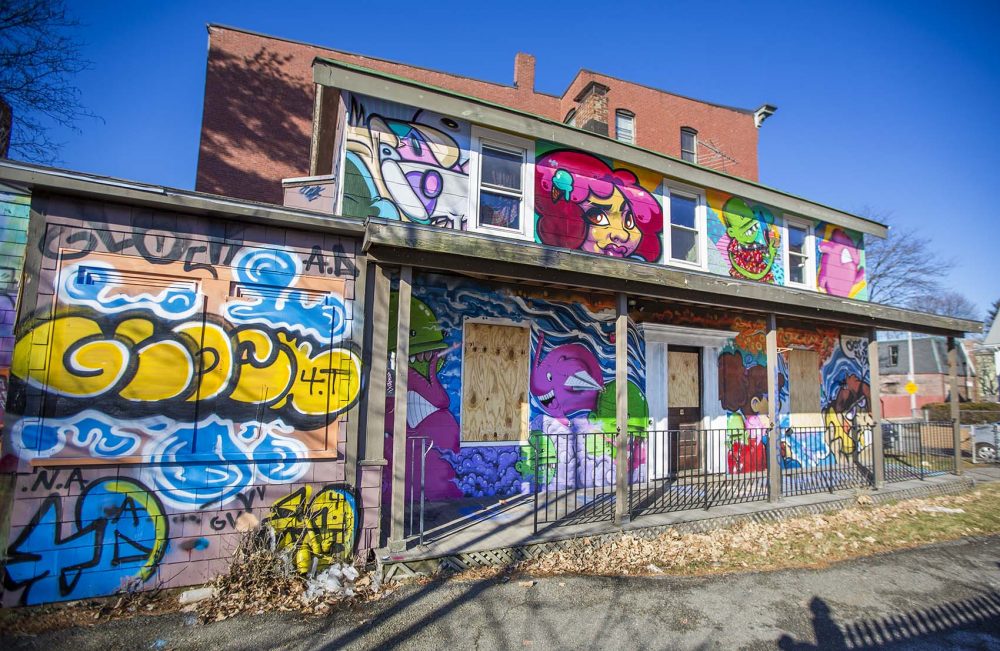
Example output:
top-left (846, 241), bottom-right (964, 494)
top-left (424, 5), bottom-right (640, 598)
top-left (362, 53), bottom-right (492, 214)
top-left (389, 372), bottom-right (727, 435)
top-left (360, 263), bottom-right (391, 464)
top-left (948, 336), bottom-right (962, 475)
top-left (614, 292), bottom-right (629, 525)
top-left (869, 328), bottom-right (885, 489)
top-left (389, 266), bottom-right (412, 544)
top-left (766, 314), bottom-right (781, 503)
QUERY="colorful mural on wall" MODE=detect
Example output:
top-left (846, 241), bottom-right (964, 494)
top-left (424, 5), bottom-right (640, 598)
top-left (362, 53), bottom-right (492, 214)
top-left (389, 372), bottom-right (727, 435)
top-left (534, 146), bottom-right (663, 261)
top-left (383, 273), bottom-right (648, 504)
top-left (0, 186), bottom-right (30, 431)
top-left (707, 191), bottom-right (783, 284)
top-left (339, 97), bottom-right (867, 298)
top-left (777, 332), bottom-right (873, 469)
top-left (342, 94), bottom-right (471, 228)
top-left (817, 224), bottom-right (867, 300)
top-left (1, 216), bottom-right (363, 606)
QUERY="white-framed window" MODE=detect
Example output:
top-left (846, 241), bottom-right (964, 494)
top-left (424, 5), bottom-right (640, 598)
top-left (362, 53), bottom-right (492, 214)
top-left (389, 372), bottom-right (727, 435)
top-left (615, 109), bottom-right (635, 144)
top-left (468, 127), bottom-right (534, 239)
top-left (663, 183), bottom-right (707, 270)
top-left (888, 344), bottom-right (900, 366)
top-left (782, 215), bottom-right (816, 288)
top-left (680, 127), bottom-right (698, 163)
top-left (459, 318), bottom-right (531, 445)
top-left (564, 109), bottom-right (577, 127)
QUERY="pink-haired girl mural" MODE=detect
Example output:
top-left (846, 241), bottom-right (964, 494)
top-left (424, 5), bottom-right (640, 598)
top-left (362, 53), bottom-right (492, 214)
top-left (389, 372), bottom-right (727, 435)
top-left (535, 150), bottom-right (663, 262)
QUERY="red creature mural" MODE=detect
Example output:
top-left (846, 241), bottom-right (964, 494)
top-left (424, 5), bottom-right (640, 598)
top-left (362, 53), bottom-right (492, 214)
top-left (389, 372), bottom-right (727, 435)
top-left (535, 150), bottom-right (662, 261)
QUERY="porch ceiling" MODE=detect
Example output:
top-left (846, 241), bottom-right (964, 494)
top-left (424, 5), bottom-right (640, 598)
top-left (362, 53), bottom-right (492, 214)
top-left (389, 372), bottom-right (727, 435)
top-left (362, 219), bottom-right (982, 337)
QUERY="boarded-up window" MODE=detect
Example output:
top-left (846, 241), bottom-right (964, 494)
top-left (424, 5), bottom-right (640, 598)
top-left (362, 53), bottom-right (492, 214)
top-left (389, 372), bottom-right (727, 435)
top-left (461, 323), bottom-right (529, 442)
top-left (789, 349), bottom-right (821, 414)
top-left (668, 350), bottom-right (700, 408)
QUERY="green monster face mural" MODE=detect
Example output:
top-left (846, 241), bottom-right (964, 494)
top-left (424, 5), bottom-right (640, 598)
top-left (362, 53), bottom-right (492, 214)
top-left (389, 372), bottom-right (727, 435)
top-left (722, 197), bottom-right (779, 282)
top-left (389, 293), bottom-right (447, 377)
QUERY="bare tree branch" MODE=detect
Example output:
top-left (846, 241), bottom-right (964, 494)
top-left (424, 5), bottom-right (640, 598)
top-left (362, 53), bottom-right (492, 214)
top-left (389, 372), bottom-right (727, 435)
top-left (912, 290), bottom-right (981, 321)
top-left (0, 0), bottom-right (97, 162)
top-left (861, 207), bottom-right (957, 308)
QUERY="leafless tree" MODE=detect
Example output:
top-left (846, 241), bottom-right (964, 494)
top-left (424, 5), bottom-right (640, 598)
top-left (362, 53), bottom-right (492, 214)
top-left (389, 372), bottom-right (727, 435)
top-left (0, 0), bottom-right (96, 162)
top-left (912, 290), bottom-right (981, 321)
top-left (863, 209), bottom-right (956, 307)
top-left (986, 298), bottom-right (1000, 330)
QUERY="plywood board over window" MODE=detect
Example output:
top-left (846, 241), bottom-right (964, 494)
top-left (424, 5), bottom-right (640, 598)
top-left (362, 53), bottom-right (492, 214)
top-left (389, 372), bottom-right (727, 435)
top-left (668, 350), bottom-right (701, 408)
top-left (789, 348), bottom-right (821, 427)
top-left (462, 322), bottom-right (530, 442)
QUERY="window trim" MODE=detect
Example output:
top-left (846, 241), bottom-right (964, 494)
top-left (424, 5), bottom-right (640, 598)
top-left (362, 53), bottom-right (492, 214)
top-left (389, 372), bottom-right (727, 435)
top-left (662, 181), bottom-right (708, 271)
top-left (680, 127), bottom-right (698, 163)
top-left (615, 109), bottom-right (635, 144)
top-left (459, 317), bottom-right (531, 446)
top-left (782, 214), bottom-right (816, 289)
top-left (468, 126), bottom-right (534, 240)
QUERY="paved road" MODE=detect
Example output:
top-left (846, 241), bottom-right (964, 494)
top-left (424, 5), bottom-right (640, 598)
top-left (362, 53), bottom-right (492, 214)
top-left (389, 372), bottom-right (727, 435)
top-left (4, 536), bottom-right (1000, 650)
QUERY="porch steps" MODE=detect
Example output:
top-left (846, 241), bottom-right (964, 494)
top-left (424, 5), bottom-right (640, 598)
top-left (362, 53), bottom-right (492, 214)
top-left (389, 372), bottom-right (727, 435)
top-left (377, 475), bottom-right (976, 582)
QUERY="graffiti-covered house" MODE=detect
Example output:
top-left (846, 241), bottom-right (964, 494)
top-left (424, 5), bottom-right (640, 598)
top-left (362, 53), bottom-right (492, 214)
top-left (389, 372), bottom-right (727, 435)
top-left (0, 41), bottom-right (981, 607)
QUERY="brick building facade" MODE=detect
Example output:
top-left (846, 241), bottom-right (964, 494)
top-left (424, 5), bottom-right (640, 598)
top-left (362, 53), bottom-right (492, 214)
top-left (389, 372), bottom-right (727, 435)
top-left (196, 25), bottom-right (766, 205)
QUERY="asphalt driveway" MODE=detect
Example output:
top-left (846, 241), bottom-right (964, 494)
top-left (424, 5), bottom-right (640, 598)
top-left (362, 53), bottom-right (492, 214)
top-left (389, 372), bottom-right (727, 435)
top-left (4, 536), bottom-right (1000, 650)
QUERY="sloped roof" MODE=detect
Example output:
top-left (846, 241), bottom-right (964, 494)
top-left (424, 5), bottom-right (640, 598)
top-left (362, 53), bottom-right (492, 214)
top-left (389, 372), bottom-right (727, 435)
top-left (984, 312), bottom-right (1000, 347)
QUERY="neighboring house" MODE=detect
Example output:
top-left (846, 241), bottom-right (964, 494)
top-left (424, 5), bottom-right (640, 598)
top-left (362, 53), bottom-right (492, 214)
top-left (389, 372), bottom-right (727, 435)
top-left (974, 313), bottom-right (1000, 401)
top-left (0, 33), bottom-right (981, 608)
top-left (878, 337), bottom-right (975, 418)
top-left (196, 25), bottom-right (770, 206)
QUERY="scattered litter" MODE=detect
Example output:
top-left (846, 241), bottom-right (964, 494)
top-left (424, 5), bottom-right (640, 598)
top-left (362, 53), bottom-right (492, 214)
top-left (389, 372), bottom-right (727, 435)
top-left (647, 564), bottom-right (664, 574)
top-left (150, 640), bottom-right (168, 650)
top-left (919, 506), bottom-right (965, 514)
top-left (178, 587), bottom-right (215, 605)
top-left (856, 494), bottom-right (874, 506)
top-left (196, 527), bottom-right (388, 622)
top-left (517, 580), bottom-right (536, 588)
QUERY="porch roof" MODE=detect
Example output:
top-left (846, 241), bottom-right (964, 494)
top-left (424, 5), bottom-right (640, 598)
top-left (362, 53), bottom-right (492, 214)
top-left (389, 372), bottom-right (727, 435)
top-left (362, 219), bottom-right (981, 337)
top-left (313, 57), bottom-right (888, 238)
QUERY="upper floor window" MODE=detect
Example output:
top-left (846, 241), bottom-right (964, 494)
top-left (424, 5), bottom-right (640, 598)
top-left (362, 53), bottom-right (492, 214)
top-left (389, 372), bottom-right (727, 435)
top-left (783, 216), bottom-right (815, 288)
top-left (564, 109), bottom-right (577, 127)
top-left (680, 127), bottom-right (698, 163)
top-left (888, 345), bottom-right (900, 366)
top-left (665, 185), bottom-right (706, 268)
top-left (469, 127), bottom-right (534, 239)
top-left (615, 110), bottom-right (635, 144)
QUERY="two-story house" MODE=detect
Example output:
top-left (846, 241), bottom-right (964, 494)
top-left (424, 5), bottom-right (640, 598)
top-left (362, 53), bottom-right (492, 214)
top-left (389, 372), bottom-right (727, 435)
top-left (0, 32), bottom-right (980, 607)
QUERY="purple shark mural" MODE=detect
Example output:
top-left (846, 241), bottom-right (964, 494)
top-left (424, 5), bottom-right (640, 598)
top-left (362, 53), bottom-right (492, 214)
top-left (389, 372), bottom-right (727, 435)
top-left (530, 333), bottom-right (605, 424)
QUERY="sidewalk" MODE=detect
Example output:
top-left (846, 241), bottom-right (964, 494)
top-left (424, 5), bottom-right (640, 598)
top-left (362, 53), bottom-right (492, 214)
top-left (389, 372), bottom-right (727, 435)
top-left (5, 536), bottom-right (998, 650)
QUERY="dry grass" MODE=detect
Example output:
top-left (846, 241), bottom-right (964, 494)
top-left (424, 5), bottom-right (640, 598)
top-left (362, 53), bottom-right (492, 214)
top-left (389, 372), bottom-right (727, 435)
top-left (518, 483), bottom-right (1000, 577)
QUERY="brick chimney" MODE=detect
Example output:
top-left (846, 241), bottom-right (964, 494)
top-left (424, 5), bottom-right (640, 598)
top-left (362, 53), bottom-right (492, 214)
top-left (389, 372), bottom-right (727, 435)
top-left (514, 53), bottom-right (535, 92)
top-left (573, 81), bottom-right (610, 137)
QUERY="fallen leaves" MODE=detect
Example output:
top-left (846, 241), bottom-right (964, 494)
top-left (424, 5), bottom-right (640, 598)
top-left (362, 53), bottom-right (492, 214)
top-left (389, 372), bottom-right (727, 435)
top-left (517, 486), bottom-right (1000, 578)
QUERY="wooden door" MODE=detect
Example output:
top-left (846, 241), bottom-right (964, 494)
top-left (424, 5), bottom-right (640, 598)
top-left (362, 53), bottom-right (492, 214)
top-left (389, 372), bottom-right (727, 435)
top-left (668, 346), bottom-right (702, 471)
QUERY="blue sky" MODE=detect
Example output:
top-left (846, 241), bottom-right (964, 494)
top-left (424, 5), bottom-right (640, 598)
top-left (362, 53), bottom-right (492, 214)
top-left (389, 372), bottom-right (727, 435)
top-left (41, 0), bottom-right (1000, 315)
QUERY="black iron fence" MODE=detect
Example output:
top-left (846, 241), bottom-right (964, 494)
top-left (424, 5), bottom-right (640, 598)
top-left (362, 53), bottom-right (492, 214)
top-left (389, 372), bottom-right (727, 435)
top-left (779, 424), bottom-right (876, 497)
top-left (883, 421), bottom-right (955, 482)
top-left (627, 428), bottom-right (770, 517)
top-left (526, 422), bottom-right (960, 533)
top-left (530, 430), bottom-right (619, 532)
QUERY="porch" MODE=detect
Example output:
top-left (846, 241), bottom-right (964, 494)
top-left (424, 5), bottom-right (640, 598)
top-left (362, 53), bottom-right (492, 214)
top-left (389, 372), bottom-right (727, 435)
top-left (379, 421), bottom-right (960, 577)
top-left (379, 443), bottom-right (970, 581)
top-left (357, 220), bottom-right (980, 567)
